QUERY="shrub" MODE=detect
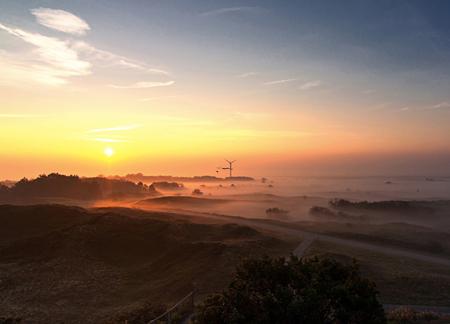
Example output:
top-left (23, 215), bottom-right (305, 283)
top-left (194, 256), bottom-right (386, 324)
top-left (192, 189), bottom-right (203, 195)
top-left (265, 207), bottom-right (289, 219)
top-left (110, 302), bottom-right (166, 324)
top-left (387, 307), bottom-right (439, 323)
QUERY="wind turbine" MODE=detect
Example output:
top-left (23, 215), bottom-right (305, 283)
top-left (222, 159), bottom-right (236, 178)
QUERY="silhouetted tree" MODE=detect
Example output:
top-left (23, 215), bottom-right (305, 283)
top-left (265, 207), bottom-right (289, 220)
top-left (328, 199), bottom-right (433, 214)
top-left (152, 181), bottom-right (184, 190)
top-left (192, 188), bottom-right (203, 196)
top-left (195, 256), bottom-right (386, 324)
top-left (0, 173), bottom-right (159, 202)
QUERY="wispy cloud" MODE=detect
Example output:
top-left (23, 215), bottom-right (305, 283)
top-left (199, 6), bottom-right (262, 17)
top-left (0, 22), bottom-right (91, 85)
top-left (431, 101), bottom-right (450, 109)
top-left (299, 80), bottom-right (322, 90)
top-left (263, 78), bottom-right (297, 86)
top-left (72, 41), bottom-right (170, 75)
top-left (109, 80), bottom-right (175, 89)
top-left (0, 10), bottom-right (170, 86)
top-left (118, 59), bottom-right (168, 75)
top-left (31, 8), bottom-right (90, 36)
top-left (85, 124), bottom-right (140, 143)
top-left (399, 106), bottom-right (410, 112)
top-left (237, 72), bottom-right (257, 78)
top-left (88, 124), bottom-right (141, 133)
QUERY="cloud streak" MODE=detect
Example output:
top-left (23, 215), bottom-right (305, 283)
top-left (31, 8), bottom-right (90, 35)
top-left (237, 72), bottom-right (257, 78)
top-left (72, 41), bottom-right (170, 75)
top-left (431, 101), bottom-right (450, 109)
top-left (299, 80), bottom-right (322, 90)
top-left (0, 22), bottom-right (91, 85)
top-left (263, 78), bottom-right (297, 86)
top-left (0, 22), bottom-right (170, 86)
top-left (85, 124), bottom-right (140, 143)
top-left (109, 80), bottom-right (175, 89)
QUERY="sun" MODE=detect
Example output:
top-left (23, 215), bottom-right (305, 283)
top-left (104, 147), bottom-right (114, 157)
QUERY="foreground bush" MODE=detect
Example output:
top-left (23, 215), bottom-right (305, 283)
top-left (0, 318), bottom-right (21, 324)
top-left (108, 302), bottom-right (166, 324)
top-left (387, 307), bottom-right (442, 323)
top-left (195, 256), bottom-right (386, 324)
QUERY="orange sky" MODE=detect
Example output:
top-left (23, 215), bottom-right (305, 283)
top-left (1, 3), bottom-right (450, 179)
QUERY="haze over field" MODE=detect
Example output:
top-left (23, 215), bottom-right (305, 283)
top-left (1, 1), bottom-right (450, 323)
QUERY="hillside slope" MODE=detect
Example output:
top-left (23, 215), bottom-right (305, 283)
top-left (0, 205), bottom-right (292, 323)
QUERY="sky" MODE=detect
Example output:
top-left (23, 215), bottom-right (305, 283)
top-left (1, 0), bottom-right (450, 179)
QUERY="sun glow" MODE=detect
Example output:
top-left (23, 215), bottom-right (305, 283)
top-left (104, 147), bottom-right (114, 157)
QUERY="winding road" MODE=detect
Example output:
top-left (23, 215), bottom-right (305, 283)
top-left (155, 208), bottom-right (450, 317)
top-left (193, 212), bottom-right (450, 267)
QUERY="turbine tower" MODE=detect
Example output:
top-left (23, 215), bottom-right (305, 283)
top-left (222, 159), bottom-right (236, 178)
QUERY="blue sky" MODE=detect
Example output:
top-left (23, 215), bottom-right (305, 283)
top-left (2, 0), bottom-right (450, 99)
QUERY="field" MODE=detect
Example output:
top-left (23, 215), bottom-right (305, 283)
top-left (305, 239), bottom-right (450, 306)
top-left (1, 179), bottom-right (450, 322)
top-left (0, 205), bottom-right (297, 323)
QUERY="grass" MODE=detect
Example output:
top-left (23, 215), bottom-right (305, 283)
top-left (387, 307), bottom-right (450, 323)
top-left (305, 239), bottom-right (450, 306)
top-left (256, 218), bottom-right (450, 258)
top-left (0, 205), bottom-right (296, 323)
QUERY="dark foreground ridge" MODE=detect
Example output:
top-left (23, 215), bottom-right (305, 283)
top-left (0, 204), bottom-right (289, 323)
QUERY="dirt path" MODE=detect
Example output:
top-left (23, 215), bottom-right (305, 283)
top-left (170, 209), bottom-right (450, 267)
top-left (292, 234), bottom-right (315, 257)
top-left (150, 208), bottom-right (450, 316)
top-left (194, 212), bottom-right (450, 313)
top-left (384, 304), bottom-right (450, 315)
top-left (245, 217), bottom-right (450, 267)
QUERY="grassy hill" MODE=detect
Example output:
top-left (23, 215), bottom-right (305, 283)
top-left (0, 205), bottom-right (294, 323)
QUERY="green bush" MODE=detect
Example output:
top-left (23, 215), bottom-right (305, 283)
top-left (387, 307), bottom-right (439, 323)
top-left (195, 256), bottom-right (386, 324)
